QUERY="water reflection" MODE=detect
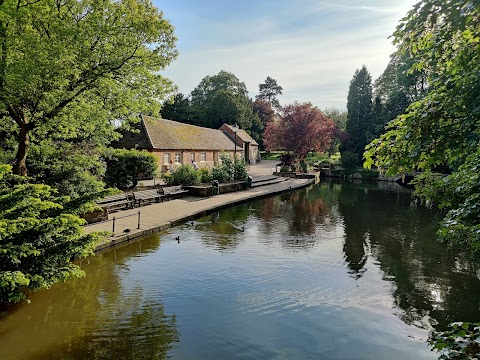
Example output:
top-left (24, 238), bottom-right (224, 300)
top-left (332, 180), bottom-right (480, 330)
top-left (0, 238), bottom-right (179, 360)
top-left (194, 206), bottom-right (250, 251)
top-left (1, 179), bottom-right (479, 359)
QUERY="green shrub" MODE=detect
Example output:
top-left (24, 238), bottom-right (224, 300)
top-left (359, 168), bottom-right (379, 179)
top-left (103, 148), bottom-right (158, 190)
top-left (211, 165), bottom-right (230, 183)
top-left (234, 159), bottom-right (248, 180)
top-left (341, 151), bottom-right (359, 175)
top-left (170, 164), bottom-right (201, 186)
top-left (261, 151), bottom-right (284, 160)
top-left (162, 173), bottom-right (173, 185)
top-left (299, 160), bottom-right (308, 173)
top-left (199, 168), bottom-right (212, 183)
top-left (0, 164), bottom-right (102, 304)
top-left (27, 142), bottom-right (105, 199)
top-left (211, 153), bottom-right (249, 182)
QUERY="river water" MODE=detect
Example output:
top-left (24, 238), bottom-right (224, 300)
top-left (1, 180), bottom-right (479, 359)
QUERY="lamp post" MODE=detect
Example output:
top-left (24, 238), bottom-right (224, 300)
top-left (232, 122), bottom-right (238, 162)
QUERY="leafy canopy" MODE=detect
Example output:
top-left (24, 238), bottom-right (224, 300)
top-left (264, 102), bottom-right (337, 161)
top-left (428, 322), bottom-right (480, 359)
top-left (364, 0), bottom-right (480, 255)
top-left (190, 70), bottom-right (259, 130)
top-left (0, 0), bottom-right (177, 175)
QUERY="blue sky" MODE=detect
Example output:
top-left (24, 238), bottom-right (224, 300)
top-left (156, 0), bottom-right (417, 109)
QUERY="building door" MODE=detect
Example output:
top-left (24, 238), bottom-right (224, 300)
top-left (244, 143), bottom-right (250, 162)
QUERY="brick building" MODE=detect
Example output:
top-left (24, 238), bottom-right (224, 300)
top-left (113, 115), bottom-right (243, 173)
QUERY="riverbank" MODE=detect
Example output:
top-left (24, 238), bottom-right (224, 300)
top-left (84, 176), bottom-right (314, 251)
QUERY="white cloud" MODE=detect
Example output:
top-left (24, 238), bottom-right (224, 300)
top-left (161, 0), bottom-right (417, 108)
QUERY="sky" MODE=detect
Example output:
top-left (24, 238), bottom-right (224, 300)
top-left (156, 0), bottom-right (417, 109)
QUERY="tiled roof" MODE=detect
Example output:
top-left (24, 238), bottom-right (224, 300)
top-left (115, 116), bottom-right (242, 151)
top-left (221, 124), bottom-right (259, 146)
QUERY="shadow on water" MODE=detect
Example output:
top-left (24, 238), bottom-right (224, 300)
top-left (0, 237), bottom-right (179, 360)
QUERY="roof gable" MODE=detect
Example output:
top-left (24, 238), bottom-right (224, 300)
top-left (220, 123), bottom-right (258, 146)
top-left (111, 121), bottom-right (151, 149)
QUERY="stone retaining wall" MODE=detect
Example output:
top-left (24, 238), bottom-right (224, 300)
top-left (185, 181), bottom-right (246, 197)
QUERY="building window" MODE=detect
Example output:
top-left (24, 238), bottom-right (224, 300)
top-left (191, 152), bottom-right (195, 162)
top-left (200, 152), bottom-right (206, 162)
top-left (164, 153), bottom-right (170, 164)
top-left (175, 152), bottom-right (181, 163)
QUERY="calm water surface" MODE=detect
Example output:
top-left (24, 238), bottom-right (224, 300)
top-left (1, 180), bottom-right (480, 359)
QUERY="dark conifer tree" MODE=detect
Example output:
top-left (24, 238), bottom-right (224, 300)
top-left (341, 66), bottom-right (373, 163)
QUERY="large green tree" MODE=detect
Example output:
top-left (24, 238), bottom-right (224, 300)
top-left (374, 51), bottom-right (428, 104)
top-left (323, 107), bottom-right (347, 132)
top-left (0, 0), bottom-right (177, 176)
top-left (190, 70), bottom-right (258, 130)
top-left (341, 66), bottom-right (373, 163)
top-left (365, 0), bottom-right (480, 255)
top-left (160, 93), bottom-right (195, 125)
top-left (369, 51), bottom-right (428, 142)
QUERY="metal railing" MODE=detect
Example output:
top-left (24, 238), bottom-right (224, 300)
top-left (112, 211), bottom-right (141, 233)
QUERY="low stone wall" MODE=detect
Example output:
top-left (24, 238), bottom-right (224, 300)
top-left (320, 167), bottom-right (402, 182)
top-left (273, 171), bottom-right (320, 184)
top-left (185, 181), bottom-right (246, 197)
top-left (81, 209), bottom-right (108, 224)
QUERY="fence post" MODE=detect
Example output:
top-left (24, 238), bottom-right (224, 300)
top-left (112, 217), bottom-right (116, 233)
top-left (137, 211), bottom-right (141, 229)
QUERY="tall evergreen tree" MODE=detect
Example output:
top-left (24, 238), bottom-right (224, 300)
top-left (341, 66), bottom-right (373, 162)
top-left (256, 76), bottom-right (283, 110)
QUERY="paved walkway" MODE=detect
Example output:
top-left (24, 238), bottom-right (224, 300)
top-left (85, 175), bottom-right (313, 251)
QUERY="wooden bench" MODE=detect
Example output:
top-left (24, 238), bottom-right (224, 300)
top-left (133, 189), bottom-right (165, 206)
top-left (96, 193), bottom-right (133, 211)
top-left (162, 185), bottom-right (189, 199)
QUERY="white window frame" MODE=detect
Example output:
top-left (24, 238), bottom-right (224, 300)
top-left (175, 152), bottom-right (181, 163)
top-left (200, 152), bottom-right (206, 162)
top-left (191, 152), bottom-right (195, 162)
top-left (164, 153), bottom-right (170, 164)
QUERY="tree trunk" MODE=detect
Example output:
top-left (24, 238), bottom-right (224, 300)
top-left (12, 123), bottom-right (30, 176)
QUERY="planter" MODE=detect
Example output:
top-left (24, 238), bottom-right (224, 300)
top-left (185, 181), bottom-right (246, 197)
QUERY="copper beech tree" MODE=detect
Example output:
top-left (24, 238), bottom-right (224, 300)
top-left (264, 102), bottom-right (337, 162)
